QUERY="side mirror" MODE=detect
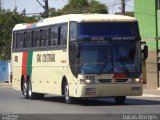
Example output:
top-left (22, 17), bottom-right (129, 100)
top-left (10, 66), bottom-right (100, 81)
top-left (144, 45), bottom-right (148, 60)
top-left (142, 45), bottom-right (148, 60)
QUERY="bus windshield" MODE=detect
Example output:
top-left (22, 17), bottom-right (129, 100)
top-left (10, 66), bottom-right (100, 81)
top-left (81, 43), bottom-right (112, 74)
top-left (80, 41), bottom-right (140, 74)
top-left (112, 41), bottom-right (140, 74)
top-left (75, 22), bottom-right (141, 74)
top-left (78, 22), bottom-right (139, 39)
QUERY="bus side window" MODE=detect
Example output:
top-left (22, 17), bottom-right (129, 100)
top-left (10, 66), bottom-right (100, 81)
top-left (49, 27), bottom-right (58, 47)
top-left (48, 28), bottom-right (52, 46)
top-left (39, 30), bottom-right (42, 47)
top-left (15, 33), bottom-right (19, 49)
top-left (23, 32), bottom-right (27, 48)
top-left (70, 22), bottom-right (77, 41)
top-left (28, 31), bottom-right (32, 48)
top-left (58, 27), bottom-right (61, 46)
top-left (24, 31), bottom-right (31, 48)
top-left (41, 29), bottom-right (48, 47)
top-left (32, 31), bottom-right (36, 47)
top-left (13, 33), bottom-right (16, 49)
top-left (31, 31), bottom-right (34, 47)
top-left (58, 24), bottom-right (67, 47)
top-left (16, 32), bottom-right (22, 49)
top-left (61, 25), bottom-right (67, 46)
top-left (33, 30), bottom-right (39, 48)
top-left (16, 33), bottom-right (18, 49)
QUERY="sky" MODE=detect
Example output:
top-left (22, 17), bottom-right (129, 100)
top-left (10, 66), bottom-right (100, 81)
top-left (2, 0), bottom-right (134, 15)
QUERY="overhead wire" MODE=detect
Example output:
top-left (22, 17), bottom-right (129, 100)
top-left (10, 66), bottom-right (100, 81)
top-left (102, 0), bottom-right (131, 7)
top-left (3, 0), bottom-right (133, 16)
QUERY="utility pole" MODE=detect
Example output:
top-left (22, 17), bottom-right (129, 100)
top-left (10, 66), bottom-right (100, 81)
top-left (121, 0), bottom-right (125, 15)
top-left (36, 0), bottom-right (49, 18)
top-left (22, 8), bottom-right (26, 16)
top-left (44, 0), bottom-right (49, 18)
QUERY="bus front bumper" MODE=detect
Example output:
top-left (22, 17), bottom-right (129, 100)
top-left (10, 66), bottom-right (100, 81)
top-left (76, 83), bottom-right (143, 97)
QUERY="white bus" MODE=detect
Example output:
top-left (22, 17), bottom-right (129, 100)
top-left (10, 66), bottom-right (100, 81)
top-left (12, 14), bottom-right (148, 104)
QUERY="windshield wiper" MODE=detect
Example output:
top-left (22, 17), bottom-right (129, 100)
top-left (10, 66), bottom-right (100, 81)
top-left (119, 57), bottom-right (129, 74)
top-left (98, 56), bottom-right (112, 75)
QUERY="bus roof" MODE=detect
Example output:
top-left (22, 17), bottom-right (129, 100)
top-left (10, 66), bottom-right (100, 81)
top-left (13, 14), bottom-right (137, 31)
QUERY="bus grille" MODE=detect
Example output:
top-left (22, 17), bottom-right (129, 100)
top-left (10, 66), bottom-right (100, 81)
top-left (115, 79), bottom-right (128, 82)
top-left (98, 79), bottom-right (112, 83)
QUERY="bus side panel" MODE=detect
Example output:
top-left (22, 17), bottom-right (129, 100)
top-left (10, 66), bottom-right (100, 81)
top-left (46, 50), bottom-right (72, 95)
top-left (31, 50), bottom-right (70, 95)
top-left (31, 51), bottom-right (48, 93)
top-left (12, 52), bottom-right (23, 91)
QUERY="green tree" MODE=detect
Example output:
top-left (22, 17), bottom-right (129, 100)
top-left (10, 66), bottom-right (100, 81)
top-left (0, 9), bottom-right (36, 60)
top-left (61, 0), bottom-right (108, 14)
top-left (89, 0), bottom-right (108, 14)
top-left (49, 8), bottom-right (62, 17)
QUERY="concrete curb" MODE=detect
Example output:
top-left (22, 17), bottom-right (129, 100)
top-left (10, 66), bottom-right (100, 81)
top-left (142, 94), bottom-right (160, 97)
top-left (143, 89), bottom-right (160, 97)
top-left (0, 83), bottom-right (12, 88)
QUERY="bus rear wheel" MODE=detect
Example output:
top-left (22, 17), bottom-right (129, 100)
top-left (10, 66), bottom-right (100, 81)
top-left (23, 81), bottom-right (29, 99)
top-left (28, 80), bottom-right (44, 100)
top-left (114, 96), bottom-right (126, 105)
top-left (64, 82), bottom-right (73, 104)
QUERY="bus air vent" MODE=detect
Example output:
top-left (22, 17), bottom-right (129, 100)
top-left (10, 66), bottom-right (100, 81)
top-left (98, 79), bottom-right (112, 83)
top-left (115, 79), bottom-right (128, 82)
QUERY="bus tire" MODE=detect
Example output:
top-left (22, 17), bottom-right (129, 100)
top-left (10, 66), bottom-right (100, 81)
top-left (114, 96), bottom-right (126, 105)
top-left (28, 79), bottom-right (37, 100)
top-left (28, 79), bottom-right (44, 100)
top-left (23, 81), bottom-right (29, 99)
top-left (21, 76), bottom-right (24, 95)
top-left (64, 82), bottom-right (73, 104)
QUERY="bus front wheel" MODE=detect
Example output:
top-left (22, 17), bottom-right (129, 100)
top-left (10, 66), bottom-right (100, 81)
top-left (114, 96), bottom-right (126, 105)
top-left (64, 82), bottom-right (73, 104)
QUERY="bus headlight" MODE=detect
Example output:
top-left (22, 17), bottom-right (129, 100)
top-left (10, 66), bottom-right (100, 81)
top-left (135, 78), bottom-right (140, 83)
top-left (128, 78), bottom-right (141, 83)
top-left (80, 79), bottom-right (95, 84)
top-left (137, 78), bottom-right (143, 83)
top-left (128, 78), bottom-right (135, 83)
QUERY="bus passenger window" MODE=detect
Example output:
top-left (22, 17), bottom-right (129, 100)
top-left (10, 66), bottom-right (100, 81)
top-left (28, 31), bottom-right (32, 48)
top-left (13, 33), bottom-right (16, 49)
top-left (58, 27), bottom-right (61, 46)
top-left (61, 25), bottom-right (67, 46)
top-left (31, 31), bottom-right (33, 47)
top-left (41, 29), bottom-right (48, 47)
top-left (49, 27), bottom-right (58, 47)
top-left (25, 31), bottom-right (32, 48)
top-left (15, 33), bottom-right (19, 48)
top-left (58, 25), bottom-right (67, 46)
top-left (16, 32), bottom-right (22, 49)
top-left (70, 22), bottom-right (77, 41)
top-left (33, 30), bottom-right (39, 47)
top-left (24, 32), bottom-right (28, 48)
top-left (37, 40), bottom-right (40, 47)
